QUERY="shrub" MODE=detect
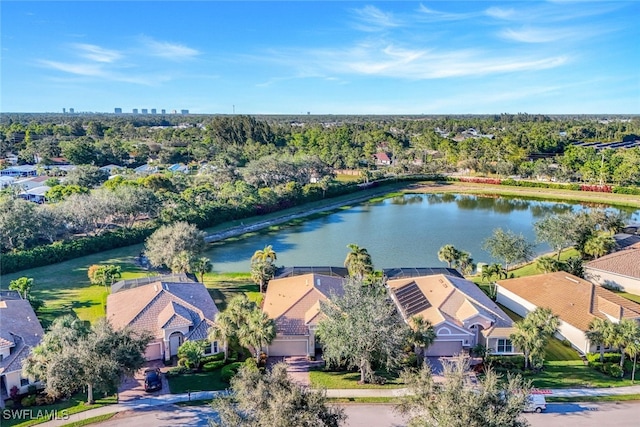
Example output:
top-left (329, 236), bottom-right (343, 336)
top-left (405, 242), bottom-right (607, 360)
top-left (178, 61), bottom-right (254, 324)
top-left (221, 362), bottom-right (244, 383)
top-left (166, 365), bottom-right (191, 377)
top-left (607, 364), bottom-right (624, 378)
top-left (613, 186), bottom-right (640, 195)
top-left (21, 395), bottom-right (36, 407)
top-left (202, 360), bottom-right (225, 372)
top-left (586, 352), bottom-right (621, 364)
top-left (485, 355), bottom-right (525, 370)
top-left (200, 352), bottom-right (225, 365)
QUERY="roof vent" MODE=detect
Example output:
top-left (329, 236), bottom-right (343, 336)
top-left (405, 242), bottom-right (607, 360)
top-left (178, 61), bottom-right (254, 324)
top-left (565, 276), bottom-right (580, 284)
top-left (154, 284), bottom-right (158, 292)
top-left (317, 279), bottom-right (321, 286)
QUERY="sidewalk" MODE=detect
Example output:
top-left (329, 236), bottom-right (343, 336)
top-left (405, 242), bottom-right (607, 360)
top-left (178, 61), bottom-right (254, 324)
top-left (36, 385), bottom-right (640, 427)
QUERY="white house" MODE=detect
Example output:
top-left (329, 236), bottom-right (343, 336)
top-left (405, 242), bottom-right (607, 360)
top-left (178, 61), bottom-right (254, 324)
top-left (585, 242), bottom-right (640, 295)
top-left (497, 272), bottom-right (640, 355)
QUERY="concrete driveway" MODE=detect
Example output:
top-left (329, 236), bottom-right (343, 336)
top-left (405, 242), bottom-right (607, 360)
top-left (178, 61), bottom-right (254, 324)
top-left (267, 356), bottom-right (325, 386)
top-left (119, 361), bottom-right (170, 402)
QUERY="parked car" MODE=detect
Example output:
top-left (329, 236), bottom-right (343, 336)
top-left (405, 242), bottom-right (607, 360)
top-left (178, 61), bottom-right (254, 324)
top-left (524, 394), bottom-right (547, 413)
top-left (144, 368), bottom-right (162, 392)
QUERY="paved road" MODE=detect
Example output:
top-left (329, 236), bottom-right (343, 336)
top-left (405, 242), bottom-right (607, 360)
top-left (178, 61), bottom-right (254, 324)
top-left (87, 402), bottom-right (640, 427)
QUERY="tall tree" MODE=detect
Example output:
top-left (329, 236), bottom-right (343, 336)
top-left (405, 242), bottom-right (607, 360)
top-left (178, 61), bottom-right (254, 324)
top-left (238, 309), bottom-right (276, 362)
top-left (536, 256), bottom-right (561, 273)
top-left (24, 318), bottom-right (150, 404)
top-left (438, 244), bottom-right (459, 268)
top-left (585, 318), bottom-right (616, 362)
top-left (583, 234), bottom-right (616, 259)
top-left (534, 213), bottom-right (575, 260)
top-left (614, 319), bottom-right (640, 369)
top-left (250, 245), bottom-right (277, 293)
top-left (453, 250), bottom-right (475, 275)
top-left (510, 307), bottom-right (559, 370)
top-left (144, 221), bottom-right (207, 270)
top-left (317, 278), bottom-right (409, 383)
top-left (193, 256), bottom-right (213, 283)
top-left (483, 228), bottom-right (535, 272)
top-left (208, 313), bottom-right (236, 362)
top-left (212, 361), bottom-right (346, 427)
top-left (397, 355), bottom-right (531, 427)
top-left (8, 277), bottom-right (33, 299)
top-left (408, 316), bottom-right (436, 367)
top-left (343, 243), bottom-right (374, 280)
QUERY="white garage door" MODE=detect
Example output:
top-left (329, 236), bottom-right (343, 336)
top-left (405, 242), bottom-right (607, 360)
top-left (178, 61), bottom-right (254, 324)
top-left (145, 342), bottom-right (163, 360)
top-left (425, 340), bottom-right (463, 357)
top-left (268, 340), bottom-right (308, 357)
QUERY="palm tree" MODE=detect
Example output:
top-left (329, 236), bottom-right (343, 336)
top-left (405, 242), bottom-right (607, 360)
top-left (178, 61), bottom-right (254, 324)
top-left (208, 313), bottom-right (235, 362)
top-left (510, 321), bottom-right (539, 370)
top-left (171, 250), bottom-right (192, 273)
top-left (344, 243), bottom-right (373, 280)
top-left (626, 336), bottom-right (640, 383)
top-left (585, 318), bottom-right (615, 362)
top-left (409, 316), bottom-right (436, 367)
top-left (583, 234), bottom-right (616, 259)
top-left (560, 257), bottom-right (584, 278)
top-left (437, 244), bottom-right (459, 268)
top-left (251, 245), bottom-right (277, 293)
top-left (536, 256), bottom-right (560, 273)
top-left (251, 245), bottom-right (277, 263)
top-left (511, 308), bottom-right (559, 370)
top-left (193, 257), bottom-right (213, 284)
top-left (239, 309), bottom-right (276, 363)
top-left (453, 251), bottom-right (475, 275)
top-left (614, 319), bottom-right (640, 369)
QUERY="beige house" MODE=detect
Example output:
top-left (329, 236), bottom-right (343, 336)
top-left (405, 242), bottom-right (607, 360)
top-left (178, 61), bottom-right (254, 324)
top-left (387, 274), bottom-right (515, 357)
top-left (107, 277), bottom-right (219, 361)
top-left (585, 242), bottom-right (640, 295)
top-left (262, 273), bottom-right (345, 357)
top-left (0, 291), bottom-right (45, 406)
top-left (496, 272), bottom-right (640, 355)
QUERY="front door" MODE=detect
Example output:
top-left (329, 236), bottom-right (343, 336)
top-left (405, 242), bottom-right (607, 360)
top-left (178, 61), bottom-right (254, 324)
top-left (169, 332), bottom-right (184, 357)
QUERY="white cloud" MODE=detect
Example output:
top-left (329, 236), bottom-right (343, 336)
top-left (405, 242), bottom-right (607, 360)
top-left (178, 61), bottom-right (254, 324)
top-left (38, 59), bottom-right (171, 85)
top-left (351, 5), bottom-right (401, 31)
top-left (417, 4), bottom-right (476, 21)
top-left (140, 36), bottom-right (200, 60)
top-left (484, 7), bottom-right (515, 20)
top-left (73, 43), bottom-right (122, 63)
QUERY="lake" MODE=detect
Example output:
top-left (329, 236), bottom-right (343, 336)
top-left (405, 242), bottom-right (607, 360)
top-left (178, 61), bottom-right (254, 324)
top-left (205, 194), bottom-right (640, 273)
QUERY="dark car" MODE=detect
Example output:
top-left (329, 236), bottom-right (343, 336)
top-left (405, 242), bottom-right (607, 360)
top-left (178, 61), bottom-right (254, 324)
top-left (144, 368), bottom-right (162, 392)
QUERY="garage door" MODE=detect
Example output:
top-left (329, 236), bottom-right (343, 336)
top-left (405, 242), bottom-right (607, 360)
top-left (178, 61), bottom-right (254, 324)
top-left (268, 340), bottom-right (308, 357)
top-left (425, 340), bottom-right (463, 357)
top-left (145, 342), bottom-right (163, 360)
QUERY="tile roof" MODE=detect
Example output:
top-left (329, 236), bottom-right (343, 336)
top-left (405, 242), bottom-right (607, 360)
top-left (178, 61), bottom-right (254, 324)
top-left (388, 274), bottom-right (512, 329)
top-left (107, 281), bottom-right (218, 340)
top-left (497, 272), bottom-right (640, 331)
top-left (262, 274), bottom-right (345, 336)
top-left (585, 242), bottom-right (640, 279)
top-left (0, 292), bottom-right (45, 375)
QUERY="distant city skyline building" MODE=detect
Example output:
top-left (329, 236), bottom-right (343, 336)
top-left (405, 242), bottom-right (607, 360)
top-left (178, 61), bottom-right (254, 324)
top-left (181, 109), bottom-right (189, 114)
top-left (62, 108), bottom-right (66, 114)
top-left (151, 108), bottom-right (157, 114)
top-left (114, 107), bottom-right (122, 114)
top-left (132, 108), bottom-right (138, 114)
top-left (161, 109), bottom-right (166, 114)
top-left (69, 108), bottom-right (74, 113)
top-left (141, 108), bottom-right (148, 114)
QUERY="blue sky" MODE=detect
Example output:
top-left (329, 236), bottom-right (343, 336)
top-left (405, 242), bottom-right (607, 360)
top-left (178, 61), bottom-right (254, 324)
top-left (2, 1), bottom-right (639, 114)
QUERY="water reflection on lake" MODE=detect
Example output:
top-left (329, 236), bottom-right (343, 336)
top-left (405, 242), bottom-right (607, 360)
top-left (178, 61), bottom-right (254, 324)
top-left (205, 194), bottom-right (639, 273)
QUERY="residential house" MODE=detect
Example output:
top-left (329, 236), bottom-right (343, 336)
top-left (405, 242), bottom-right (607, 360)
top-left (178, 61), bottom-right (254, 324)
top-left (168, 163), bottom-right (189, 173)
top-left (13, 176), bottom-right (49, 191)
top-left (0, 291), bottom-right (45, 406)
top-left (388, 274), bottom-right (515, 356)
top-left (496, 272), bottom-right (640, 354)
top-left (373, 152), bottom-right (392, 166)
top-left (19, 186), bottom-right (50, 204)
top-left (262, 273), bottom-right (345, 357)
top-left (0, 176), bottom-right (15, 189)
top-left (134, 164), bottom-right (158, 175)
top-left (584, 242), bottom-right (640, 295)
top-left (107, 276), bottom-right (220, 361)
top-left (0, 165), bottom-right (38, 178)
top-left (100, 164), bottom-right (125, 175)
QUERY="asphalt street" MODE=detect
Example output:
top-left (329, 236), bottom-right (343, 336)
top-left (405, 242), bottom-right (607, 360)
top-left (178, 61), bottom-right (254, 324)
top-left (91, 402), bottom-right (640, 427)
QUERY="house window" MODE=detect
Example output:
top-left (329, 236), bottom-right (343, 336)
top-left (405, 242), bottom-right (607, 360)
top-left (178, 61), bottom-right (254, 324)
top-left (497, 339), bottom-right (513, 353)
top-left (20, 378), bottom-right (29, 387)
top-left (213, 341), bottom-right (219, 354)
top-left (203, 341), bottom-right (212, 355)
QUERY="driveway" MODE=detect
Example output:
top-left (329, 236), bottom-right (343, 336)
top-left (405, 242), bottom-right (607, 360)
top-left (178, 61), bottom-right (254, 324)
top-left (119, 361), bottom-right (170, 402)
top-left (267, 356), bottom-right (324, 386)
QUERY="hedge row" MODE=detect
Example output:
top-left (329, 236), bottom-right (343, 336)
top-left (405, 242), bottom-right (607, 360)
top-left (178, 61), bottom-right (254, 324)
top-left (449, 176), bottom-right (639, 194)
top-left (586, 352), bottom-right (621, 364)
top-left (1, 226), bottom-right (156, 274)
top-left (613, 186), bottom-right (640, 195)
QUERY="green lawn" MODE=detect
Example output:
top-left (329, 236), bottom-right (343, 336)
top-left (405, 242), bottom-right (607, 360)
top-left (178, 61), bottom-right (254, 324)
top-left (3, 393), bottom-right (117, 427)
top-left (167, 370), bottom-right (229, 393)
top-left (528, 360), bottom-right (635, 389)
top-left (309, 368), bottom-right (404, 389)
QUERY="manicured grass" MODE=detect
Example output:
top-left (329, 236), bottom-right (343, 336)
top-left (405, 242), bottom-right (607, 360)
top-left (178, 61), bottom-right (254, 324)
top-left (201, 273), bottom-right (259, 311)
top-left (4, 393), bottom-right (117, 427)
top-left (309, 369), bottom-right (404, 389)
top-left (166, 370), bottom-right (229, 393)
top-left (527, 360), bottom-right (635, 389)
top-left (60, 413), bottom-right (116, 427)
top-left (544, 337), bottom-right (582, 361)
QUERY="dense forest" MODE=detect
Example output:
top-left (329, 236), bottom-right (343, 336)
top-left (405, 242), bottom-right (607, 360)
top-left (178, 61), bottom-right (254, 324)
top-left (1, 113), bottom-right (639, 270)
